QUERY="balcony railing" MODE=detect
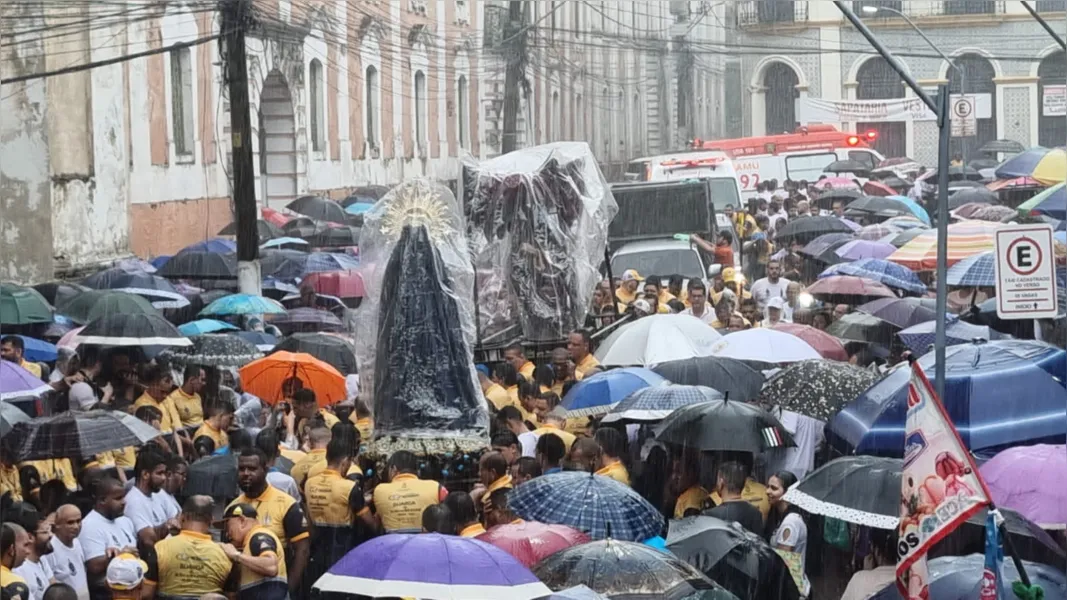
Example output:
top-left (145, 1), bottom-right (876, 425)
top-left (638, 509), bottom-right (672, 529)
top-left (852, 0), bottom-right (903, 14)
top-left (738, 0), bottom-right (808, 26)
top-left (1035, 0), bottom-right (1066, 11)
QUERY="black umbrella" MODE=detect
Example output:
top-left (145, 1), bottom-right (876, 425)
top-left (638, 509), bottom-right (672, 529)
top-left (33, 282), bottom-right (89, 308)
top-left (948, 187), bottom-right (997, 209)
top-left (667, 516), bottom-right (802, 600)
top-left (287, 195), bottom-right (347, 223)
top-left (342, 185), bottom-right (391, 206)
top-left (77, 313), bottom-right (191, 347)
top-left (968, 158), bottom-right (998, 170)
top-left (654, 400), bottom-right (794, 453)
top-left (651, 357), bottom-right (764, 402)
top-left (57, 290), bottom-right (162, 325)
top-left (773, 216), bottom-right (854, 245)
top-left (885, 228), bottom-right (928, 248)
top-left (880, 176), bottom-right (910, 190)
top-left (217, 219), bottom-right (283, 244)
top-left (8, 410), bottom-right (161, 460)
top-left (782, 455), bottom-right (901, 529)
top-left (758, 360), bottom-right (881, 422)
top-left (81, 269), bottom-right (189, 307)
top-left (799, 233), bottom-right (856, 258)
top-left (979, 139), bottom-right (1025, 155)
top-left (857, 297), bottom-right (939, 329)
top-left (532, 539), bottom-right (737, 600)
top-left (844, 195), bottom-right (916, 219)
top-left (184, 452), bottom-right (238, 498)
top-left (824, 159), bottom-right (870, 175)
top-left (268, 307), bottom-right (343, 334)
top-left (926, 165), bottom-right (984, 182)
top-left (273, 332), bottom-right (358, 375)
top-left (159, 334), bottom-right (263, 368)
top-left (812, 188), bottom-right (863, 211)
top-left (158, 251), bottom-right (238, 280)
top-left (0, 402), bottom-right (31, 437)
top-left (303, 225), bottom-right (360, 248)
top-left (259, 249), bottom-right (309, 278)
top-left (282, 217), bottom-right (320, 238)
top-left (826, 311), bottom-right (899, 344)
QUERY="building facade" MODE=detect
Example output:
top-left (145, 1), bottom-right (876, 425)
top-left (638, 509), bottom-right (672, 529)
top-left (730, 0), bottom-right (1066, 165)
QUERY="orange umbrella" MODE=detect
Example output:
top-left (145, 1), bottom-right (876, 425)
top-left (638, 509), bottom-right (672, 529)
top-left (238, 351), bottom-right (346, 407)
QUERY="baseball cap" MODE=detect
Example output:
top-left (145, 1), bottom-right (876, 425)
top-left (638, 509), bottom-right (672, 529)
top-left (721, 267), bottom-right (737, 283)
top-left (633, 299), bottom-right (652, 314)
top-left (621, 269), bottom-right (645, 282)
top-left (222, 502), bottom-right (258, 520)
top-left (475, 364), bottom-right (490, 377)
top-left (106, 553), bottom-right (148, 590)
top-left (69, 382), bottom-right (97, 411)
top-left (767, 297), bottom-right (785, 310)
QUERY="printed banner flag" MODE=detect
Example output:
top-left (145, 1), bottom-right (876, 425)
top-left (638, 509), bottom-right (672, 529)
top-left (897, 362), bottom-right (993, 599)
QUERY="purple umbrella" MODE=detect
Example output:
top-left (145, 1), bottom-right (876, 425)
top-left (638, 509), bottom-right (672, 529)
top-left (313, 533), bottom-right (552, 600)
top-left (0, 361), bottom-right (53, 401)
top-left (981, 444), bottom-right (1067, 528)
top-left (834, 240), bottom-right (896, 260)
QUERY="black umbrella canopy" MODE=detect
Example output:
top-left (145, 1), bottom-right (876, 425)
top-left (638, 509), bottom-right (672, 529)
top-left (77, 313), bottom-right (191, 347)
top-left (885, 227), bottom-right (928, 248)
top-left (947, 187), bottom-right (997, 209)
top-left (160, 334), bottom-right (263, 368)
top-left (259, 248), bottom-right (309, 278)
top-left (979, 139), bottom-right (1025, 155)
top-left (273, 332), bottom-right (358, 375)
top-left (341, 185), bottom-right (391, 206)
top-left (287, 195), bottom-right (347, 223)
top-left (654, 400), bottom-right (795, 453)
top-left (667, 516), bottom-right (802, 600)
top-left (304, 225), bottom-right (361, 248)
top-left (782, 455), bottom-right (901, 529)
top-left (33, 282), bottom-right (89, 307)
top-left (759, 360), bottom-right (881, 422)
top-left (158, 251), bottom-right (238, 280)
top-left (268, 307), bottom-right (344, 334)
top-left (532, 539), bottom-right (737, 600)
top-left (857, 297), bottom-right (939, 330)
top-left (773, 216), bottom-right (854, 245)
top-left (217, 219), bottom-right (283, 244)
top-left (844, 195), bottom-right (914, 218)
top-left (927, 165), bottom-right (984, 182)
top-left (281, 216), bottom-right (320, 239)
top-left (651, 357), bottom-right (764, 402)
top-left (57, 290), bottom-right (161, 325)
top-left (8, 410), bottom-right (162, 460)
top-left (812, 188), bottom-right (862, 211)
top-left (824, 159), bottom-right (870, 174)
top-left (880, 176), bottom-right (910, 190)
top-left (82, 268), bottom-right (181, 293)
top-left (826, 311), bottom-right (899, 345)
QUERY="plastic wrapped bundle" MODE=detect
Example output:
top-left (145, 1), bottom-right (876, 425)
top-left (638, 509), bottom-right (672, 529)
top-left (355, 179), bottom-right (488, 454)
top-left (464, 142), bottom-right (618, 342)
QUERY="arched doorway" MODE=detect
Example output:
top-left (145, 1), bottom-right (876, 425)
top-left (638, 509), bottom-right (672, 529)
top-left (856, 57), bottom-right (906, 158)
top-left (258, 71), bottom-right (298, 209)
top-left (948, 54), bottom-right (997, 161)
top-left (1038, 51), bottom-right (1066, 147)
top-left (764, 63), bottom-right (799, 135)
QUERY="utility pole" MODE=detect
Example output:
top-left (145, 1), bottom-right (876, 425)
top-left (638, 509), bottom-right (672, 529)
top-left (501, 0), bottom-right (526, 154)
top-left (221, 0), bottom-right (261, 295)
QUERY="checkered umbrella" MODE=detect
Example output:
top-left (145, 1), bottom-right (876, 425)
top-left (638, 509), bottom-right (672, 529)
top-left (601, 384), bottom-right (722, 424)
top-left (508, 471), bottom-right (664, 542)
top-left (817, 258), bottom-right (927, 295)
top-left (7, 410), bottom-right (161, 461)
top-left (945, 251), bottom-right (995, 287)
top-left (897, 319), bottom-right (1009, 355)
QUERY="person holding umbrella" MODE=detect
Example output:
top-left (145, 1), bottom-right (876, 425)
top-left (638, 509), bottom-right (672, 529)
top-left (670, 455), bottom-right (708, 519)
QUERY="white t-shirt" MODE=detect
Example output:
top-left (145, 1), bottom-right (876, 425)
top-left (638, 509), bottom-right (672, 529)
top-left (749, 277), bottom-right (791, 310)
top-left (77, 510), bottom-right (137, 561)
top-left (13, 557), bottom-right (53, 600)
top-left (43, 538), bottom-right (90, 600)
top-left (681, 306), bottom-right (716, 325)
top-left (155, 490), bottom-right (181, 520)
top-left (124, 486), bottom-right (168, 534)
top-left (518, 431), bottom-right (539, 458)
top-left (267, 470), bottom-right (302, 501)
top-left (841, 565), bottom-right (898, 600)
top-left (765, 408), bottom-right (825, 480)
top-left (773, 512), bottom-right (810, 596)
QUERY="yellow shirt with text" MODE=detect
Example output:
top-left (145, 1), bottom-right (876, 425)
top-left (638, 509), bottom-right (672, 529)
top-left (151, 530), bottom-right (231, 598)
top-left (166, 387), bottom-right (203, 428)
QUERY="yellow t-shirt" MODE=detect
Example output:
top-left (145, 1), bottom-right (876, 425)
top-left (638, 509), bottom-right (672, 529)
top-left (113, 446), bottom-right (137, 469)
top-left (151, 530), bottom-right (231, 597)
top-left (278, 446), bottom-right (306, 464)
top-left (658, 290), bottom-right (677, 307)
top-left (227, 485), bottom-right (310, 548)
top-left (318, 409), bottom-right (340, 428)
top-left (237, 526), bottom-right (287, 595)
top-left (615, 287), bottom-right (637, 304)
top-left (193, 421), bottom-right (229, 452)
top-left (21, 458), bottom-right (77, 490)
top-left (166, 387), bottom-right (203, 428)
top-left (532, 425), bottom-right (576, 453)
top-left (134, 392), bottom-right (182, 434)
top-left (482, 475), bottom-right (514, 508)
top-left (347, 414), bottom-right (374, 441)
top-left (305, 470), bottom-right (361, 527)
top-left (458, 523), bottom-right (486, 537)
top-left (518, 361), bottom-right (535, 380)
top-left (290, 449), bottom-right (327, 489)
top-left (483, 383), bottom-right (514, 412)
top-left (0, 464), bottom-right (22, 502)
top-left (595, 461), bottom-right (631, 487)
top-left (709, 478), bottom-right (771, 522)
top-left (675, 485), bottom-right (710, 519)
top-left (1, 565), bottom-right (30, 600)
top-left (372, 473), bottom-right (442, 533)
top-left (19, 359), bottom-right (42, 380)
top-left (573, 354), bottom-right (600, 378)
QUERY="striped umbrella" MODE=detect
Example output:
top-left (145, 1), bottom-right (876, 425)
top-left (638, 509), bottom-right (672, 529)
top-left (886, 221), bottom-right (1001, 270)
top-left (1017, 182), bottom-right (1066, 220)
top-left (995, 147), bottom-right (1066, 185)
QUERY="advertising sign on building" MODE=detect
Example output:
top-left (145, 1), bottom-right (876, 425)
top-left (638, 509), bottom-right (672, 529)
top-left (1043, 85), bottom-right (1066, 117)
top-left (800, 94), bottom-right (991, 124)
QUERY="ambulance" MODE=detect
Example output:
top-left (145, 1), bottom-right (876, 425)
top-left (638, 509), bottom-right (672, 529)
top-left (693, 126), bottom-right (885, 200)
top-left (623, 150), bottom-right (745, 218)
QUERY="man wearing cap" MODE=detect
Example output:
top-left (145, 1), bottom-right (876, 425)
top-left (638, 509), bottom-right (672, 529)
top-left (103, 553), bottom-right (147, 600)
top-left (227, 451), bottom-right (309, 594)
top-left (764, 297), bottom-right (786, 327)
top-left (615, 270), bottom-right (643, 305)
top-left (220, 503), bottom-right (287, 600)
top-left (144, 496), bottom-right (230, 600)
top-left (303, 439), bottom-right (368, 588)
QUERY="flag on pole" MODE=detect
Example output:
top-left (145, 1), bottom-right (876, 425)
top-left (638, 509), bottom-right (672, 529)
top-left (897, 361), bottom-right (993, 599)
top-left (981, 509), bottom-right (1007, 599)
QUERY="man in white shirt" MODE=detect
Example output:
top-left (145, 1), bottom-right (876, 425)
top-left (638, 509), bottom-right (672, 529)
top-left (78, 478), bottom-right (138, 600)
top-left (123, 448), bottom-right (179, 547)
top-left (12, 509), bottom-right (55, 600)
top-left (749, 260), bottom-right (791, 311)
top-left (680, 281), bottom-right (715, 325)
top-left (153, 456), bottom-right (185, 521)
top-left (783, 282), bottom-right (802, 323)
top-left (43, 505), bottom-right (89, 600)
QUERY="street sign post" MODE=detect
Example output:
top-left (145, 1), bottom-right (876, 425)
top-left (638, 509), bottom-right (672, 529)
top-left (994, 224), bottom-right (1058, 319)
top-left (950, 96), bottom-right (976, 137)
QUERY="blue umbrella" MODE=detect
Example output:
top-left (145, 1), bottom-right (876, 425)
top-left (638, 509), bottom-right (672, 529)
top-left (199, 293), bottom-right (286, 317)
top-left (177, 319), bottom-right (239, 336)
top-left (818, 258), bottom-right (927, 295)
top-left (869, 554), bottom-right (1065, 599)
top-left (994, 147), bottom-right (1054, 179)
top-left (886, 195), bottom-right (930, 224)
top-left (897, 319), bottom-right (1009, 355)
top-left (1027, 182), bottom-right (1067, 220)
top-left (229, 330), bottom-right (278, 351)
top-left (260, 237), bottom-right (309, 249)
top-left (345, 202), bottom-right (375, 215)
top-left (179, 238), bottom-right (237, 254)
top-left (827, 340), bottom-right (1067, 457)
top-left (945, 251), bottom-right (996, 287)
top-left (601, 384), bottom-right (722, 424)
top-left (509, 471), bottom-right (665, 541)
top-left (14, 335), bottom-right (57, 363)
top-left (150, 255), bottom-right (171, 270)
top-left (561, 367), bottom-right (668, 418)
top-left (272, 252), bottom-right (360, 280)
top-left (261, 278), bottom-right (300, 295)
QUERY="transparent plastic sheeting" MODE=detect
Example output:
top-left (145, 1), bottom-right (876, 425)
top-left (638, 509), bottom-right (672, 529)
top-left (463, 142), bottom-right (619, 342)
top-left (354, 179), bottom-right (489, 449)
